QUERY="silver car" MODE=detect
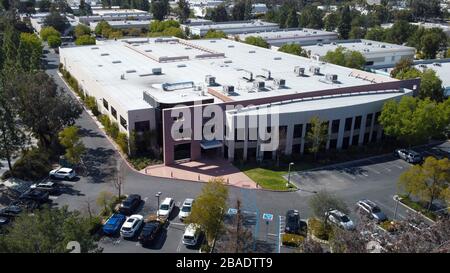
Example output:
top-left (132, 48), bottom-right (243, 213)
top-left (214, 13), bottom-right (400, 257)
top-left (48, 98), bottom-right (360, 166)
top-left (356, 199), bottom-right (387, 222)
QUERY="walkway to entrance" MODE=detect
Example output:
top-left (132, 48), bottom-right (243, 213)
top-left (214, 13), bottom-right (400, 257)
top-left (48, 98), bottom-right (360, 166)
top-left (142, 158), bottom-right (258, 189)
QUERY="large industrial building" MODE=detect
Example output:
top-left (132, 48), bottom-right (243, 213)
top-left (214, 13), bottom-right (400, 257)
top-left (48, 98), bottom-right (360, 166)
top-left (59, 38), bottom-right (420, 165)
top-left (303, 39), bottom-right (416, 67)
top-left (183, 20), bottom-right (279, 36)
top-left (234, 28), bottom-right (338, 47)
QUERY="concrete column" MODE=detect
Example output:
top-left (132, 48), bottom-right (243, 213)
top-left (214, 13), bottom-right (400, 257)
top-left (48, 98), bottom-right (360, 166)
top-left (358, 115), bottom-right (367, 145)
top-left (285, 124), bottom-right (294, 155)
top-left (336, 118), bottom-right (345, 149)
top-left (300, 123), bottom-right (307, 154)
top-left (227, 118), bottom-right (235, 162)
top-left (243, 117), bottom-right (248, 160)
top-left (348, 117), bottom-right (356, 146)
top-left (325, 120), bottom-right (332, 150)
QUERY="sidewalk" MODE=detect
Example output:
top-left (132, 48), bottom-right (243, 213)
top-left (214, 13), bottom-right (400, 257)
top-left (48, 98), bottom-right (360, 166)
top-left (142, 158), bottom-right (258, 189)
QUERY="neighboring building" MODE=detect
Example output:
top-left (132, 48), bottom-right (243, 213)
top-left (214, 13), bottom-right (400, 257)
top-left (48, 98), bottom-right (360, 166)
top-left (234, 28), bottom-right (338, 47)
top-left (59, 37), bottom-right (419, 165)
top-left (372, 58), bottom-right (450, 98)
top-left (76, 9), bottom-right (152, 24)
top-left (89, 20), bottom-right (151, 31)
top-left (28, 12), bottom-right (79, 35)
top-left (184, 20), bottom-right (279, 36)
top-left (381, 22), bottom-right (450, 37)
top-left (303, 39), bottom-right (416, 67)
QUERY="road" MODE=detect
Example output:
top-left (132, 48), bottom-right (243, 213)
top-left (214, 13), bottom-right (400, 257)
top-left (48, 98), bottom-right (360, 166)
top-left (43, 46), bottom-right (449, 253)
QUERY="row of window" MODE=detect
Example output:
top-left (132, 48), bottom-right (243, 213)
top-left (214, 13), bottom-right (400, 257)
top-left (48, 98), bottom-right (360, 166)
top-left (103, 98), bottom-right (127, 130)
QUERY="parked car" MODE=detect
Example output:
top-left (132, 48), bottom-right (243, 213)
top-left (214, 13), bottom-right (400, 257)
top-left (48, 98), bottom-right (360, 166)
top-left (49, 167), bottom-right (76, 180)
top-left (182, 224), bottom-right (201, 246)
top-left (19, 189), bottom-right (49, 204)
top-left (103, 213), bottom-right (127, 235)
top-left (326, 209), bottom-right (355, 230)
top-left (356, 199), bottom-right (387, 222)
top-left (138, 220), bottom-right (164, 246)
top-left (119, 194), bottom-right (141, 215)
top-left (179, 198), bottom-right (194, 221)
top-left (0, 205), bottom-right (22, 217)
top-left (158, 197), bottom-right (175, 218)
top-left (120, 214), bottom-right (144, 238)
top-left (30, 181), bottom-right (58, 194)
top-left (285, 209), bottom-right (301, 234)
top-left (394, 149), bottom-right (423, 163)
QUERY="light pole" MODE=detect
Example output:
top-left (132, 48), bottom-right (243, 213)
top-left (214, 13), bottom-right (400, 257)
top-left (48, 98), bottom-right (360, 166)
top-left (155, 191), bottom-right (162, 216)
top-left (286, 162), bottom-right (294, 188)
top-left (394, 195), bottom-right (400, 220)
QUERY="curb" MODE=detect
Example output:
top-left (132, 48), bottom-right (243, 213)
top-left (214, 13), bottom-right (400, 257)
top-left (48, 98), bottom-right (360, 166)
top-left (392, 195), bottom-right (436, 224)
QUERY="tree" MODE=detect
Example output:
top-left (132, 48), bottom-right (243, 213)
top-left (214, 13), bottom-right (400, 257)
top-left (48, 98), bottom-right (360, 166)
top-left (285, 8), bottom-right (299, 28)
top-left (94, 20), bottom-right (112, 37)
top-left (47, 35), bottom-right (61, 48)
top-left (40, 26), bottom-right (60, 41)
top-left (58, 126), bottom-right (86, 166)
top-left (420, 31), bottom-right (447, 59)
top-left (232, 0), bottom-right (246, 21)
top-left (18, 32), bottom-right (43, 71)
top-left (0, 206), bottom-right (100, 253)
top-left (365, 26), bottom-right (386, 41)
top-left (208, 4), bottom-right (229, 22)
top-left (2, 20), bottom-right (20, 70)
top-left (244, 36), bottom-right (269, 48)
top-left (324, 12), bottom-right (339, 31)
top-left (0, 80), bottom-right (28, 173)
top-left (75, 35), bottom-right (96, 46)
top-left (419, 69), bottom-right (444, 101)
top-left (278, 43), bottom-right (307, 57)
top-left (38, 0), bottom-right (51, 12)
top-left (306, 116), bottom-right (328, 160)
top-left (12, 71), bottom-right (82, 150)
top-left (309, 190), bottom-right (349, 225)
top-left (203, 30), bottom-right (227, 39)
top-left (398, 157), bottom-right (450, 211)
top-left (337, 5), bottom-right (352, 39)
top-left (151, 0), bottom-right (169, 21)
top-left (78, 0), bottom-right (92, 16)
top-left (349, 26), bottom-right (366, 39)
top-left (43, 11), bottom-right (69, 33)
top-left (176, 0), bottom-right (190, 23)
top-left (385, 20), bottom-right (416, 45)
top-left (390, 58), bottom-right (415, 79)
top-left (379, 97), bottom-right (449, 146)
top-left (185, 177), bottom-right (229, 246)
top-left (323, 47), bottom-right (366, 70)
top-left (96, 191), bottom-right (114, 215)
top-left (74, 24), bottom-right (91, 39)
top-left (330, 228), bottom-right (368, 253)
top-left (299, 5), bottom-right (323, 29)
top-left (113, 160), bottom-right (126, 197)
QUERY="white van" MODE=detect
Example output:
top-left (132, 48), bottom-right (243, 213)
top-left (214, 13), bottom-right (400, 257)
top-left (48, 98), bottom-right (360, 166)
top-left (182, 224), bottom-right (201, 246)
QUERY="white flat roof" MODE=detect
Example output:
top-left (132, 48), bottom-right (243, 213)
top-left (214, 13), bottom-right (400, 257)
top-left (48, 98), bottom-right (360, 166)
top-left (60, 37), bottom-right (398, 112)
top-left (92, 9), bottom-right (148, 16)
top-left (304, 39), bottom-right (415, 56)
top-left (236, 28), bottom-right (337, 41)
top-left (89, 20), bottom-right (151, 29)
top-left (186, 20), bottom-right (278, 31)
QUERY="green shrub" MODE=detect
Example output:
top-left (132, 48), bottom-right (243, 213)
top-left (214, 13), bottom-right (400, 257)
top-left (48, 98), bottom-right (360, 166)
top-left (47, 35), bottom-right (62, 48)
top-left (85, 96), bottom-right (99, 116)
top-left (116, 132), bottom-right (128, 154)
top-left (282, 233), bottom-right (305, 247)
top-left (109, 122), bottom-right (119, 139)
top-left (308, 218), bottom-right (332, 241)
top-left (379, 220), bottom-right (399, 233)
top-left (40, 26), bottom-right (60, 41)
top-left (99, 114), bottom-right (111, 131)
top-left (87, 216), bottom-right (103, 236)
top-left (129, 156), bottom-right (162, 170)
top-left (11, 148), bottom-right (52, 181)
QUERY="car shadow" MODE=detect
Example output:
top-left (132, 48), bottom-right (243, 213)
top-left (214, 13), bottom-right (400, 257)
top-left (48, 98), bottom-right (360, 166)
top-left (141, 229), bottom-right (168, 250)
top-left (134, 200), bottom-right (146, 214)
top-left (55, 184), bottom-right (84, 197)
top-left (168, 206), bottom-right (180, 221)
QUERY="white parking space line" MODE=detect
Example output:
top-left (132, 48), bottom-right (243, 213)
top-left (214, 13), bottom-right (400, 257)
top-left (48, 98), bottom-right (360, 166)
top-left (170, 222), bottom-right (186, 227)
top-left (176, 235), bottom-right (184, 252)
top-left (339, 169), bottom-right (357, 180)
top-left (143, 197), bottom-right (148, 202)
top-left (364, 165), bottom-right (381, 175)
top-left (278, 215), bottom-right (285, 253)
top-left (49, 196), bottom-right (58, 200)
top-left (366, 158), bottom-right (392, 172)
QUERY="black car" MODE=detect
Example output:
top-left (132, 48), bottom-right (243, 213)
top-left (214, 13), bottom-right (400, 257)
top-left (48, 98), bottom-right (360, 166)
top-left (0, 205), bottom-right (22, 217)
top-left (138, 220), bottom-right (163, 246)
top-left (119, 194), bottom-right (141, 215)
top-left (19, 189), bottom-right (50, 204)
top-left (285, 210), bottom-right (301, 234)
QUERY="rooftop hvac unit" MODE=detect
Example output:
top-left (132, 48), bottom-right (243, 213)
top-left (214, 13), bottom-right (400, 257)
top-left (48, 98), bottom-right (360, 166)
top-left (380, 44), bottom-right (386, 48)
top-left (253, 81), bottom-right (265, 91)
top-left (152, 67), bottom-right (162, 75)
top-left (433, 62), bottom-right (442, 67)
top-left (205, 75), bottom-right (216, 86)
top-left (309, 66), bottom-right (320, 75)
top-left (274, 78), bottom-right (286, 88)
top-left (294, 66), bottom-right (305, 76)
top-left (325, 74), bottom-right (338, 82)
top-left (223, 85), bottom-right (234, 94)
top-left (243, 71), bottom-right (253, 82)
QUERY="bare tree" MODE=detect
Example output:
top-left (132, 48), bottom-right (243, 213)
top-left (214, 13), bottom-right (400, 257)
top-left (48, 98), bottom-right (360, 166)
top-left (113, 160), bottom-right (126, 197)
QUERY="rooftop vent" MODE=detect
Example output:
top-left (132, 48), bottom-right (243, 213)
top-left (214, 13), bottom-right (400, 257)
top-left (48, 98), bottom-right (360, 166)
top-left (249, 50), bottom-right (256, 53)
top-left (152, 67), bottom-right (162, 75)
top-left (273, 57), bottom-right (282, 60)
top-left (325, 74), bottom-right (338, 82)
top-left (380, 44), bottom-right (386, 48)
top-left (185, 47), bottom-right (192, 50)
top-left (126, 69), bottom-right (136, 73)
top-left (205, 75), bottom-right (216, 86)
top-left (223, 85), bottom-right (234, 94)
top-left (243, 71), bottom-right (253, 82)
top-left (274, 78), bottom-right (286, 88)
top-left (145, 49), bottom-right (152, 52)
top-left (100, 53), bottom-right (109, 56)
top-left (224, 60), bottom-right (232, 63)
top-left (317, 43), bottom-right (323, 46)
top-left (112, 60), bottom-right (121, 64)
top-left (91, 47), bottom-right (99, 50)
top-left (309, 66), bottom-right (320, 75)
top-left (261, 68), bottom-right (272, 79)
top-left (433, 62), bottom-right (442, 67)
top-left (419, 64), bottom-right (427, 68)
top-left (177, 64), bottom-right (187, 68)
top-left (294, 66), bottom-right (305, 76)
top-left (210, 40), bottom-right (216, 43)
top-left (227, 45), bottom-right (235, 48)
top-left (253, 81), bottom-right (265, 91)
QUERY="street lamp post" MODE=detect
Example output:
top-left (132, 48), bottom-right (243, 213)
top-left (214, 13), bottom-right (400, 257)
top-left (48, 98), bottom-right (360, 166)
top-left (394, 195), bottom-right (400, 220)
top-left (286, 162), bottom-right (294, 188)
top-left (155, 192), bottom-right (162, 216)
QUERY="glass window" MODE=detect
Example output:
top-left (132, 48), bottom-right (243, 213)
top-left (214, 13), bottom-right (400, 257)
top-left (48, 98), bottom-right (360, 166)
top-left (111, 107), bottom-right (117, 119)
top-left (366, 113), bottom-right (373, 127)
top-left (134, 121), bottom-right (150, 132)
top-left (293, 124), bottom-right (303, 138)
top-left (331, 119), bottom-right (340, 134)
top-left (344, 118), bottom-right (352, 131)
top-left (354, 116), bottom-right (362, 130)
top-left (103, 99), bottom-right (109, 110)
top-left (120, 116), bottom-right (128, 130)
